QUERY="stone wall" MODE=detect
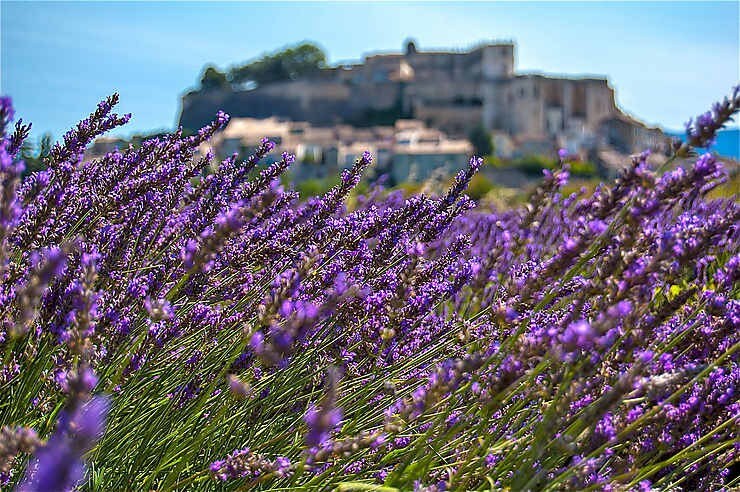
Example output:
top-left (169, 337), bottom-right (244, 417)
top-left (179, 41), bottom-right (653, 148)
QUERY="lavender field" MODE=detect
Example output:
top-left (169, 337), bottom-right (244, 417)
top-left (0, 87), bottom-right (738, 491)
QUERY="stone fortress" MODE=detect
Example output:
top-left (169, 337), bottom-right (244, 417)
top-left (179, 39), bottom-right (667, 160)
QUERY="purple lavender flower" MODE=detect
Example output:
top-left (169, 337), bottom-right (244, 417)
top-left (305, 367), bottom-right (343, 448)
top-left (305, 403), bottom-right (343, 448)
top-left (209, 448), bottom-right (291, 481)
top-left (20, 396), bottom-right (109, 492)
top-left (561, 320), bottom-right (596, 351)
top-left (0, 88), bottom-right (736, 491)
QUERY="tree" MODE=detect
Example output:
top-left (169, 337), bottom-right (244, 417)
top-left (228, 43), bottom-right (327, 87)
top-left (20, 132), bottom-right (52, 176)
top-left (200, 66), bottom-right (230, 91)
top-left (468, 124), bottom-right (494, 157)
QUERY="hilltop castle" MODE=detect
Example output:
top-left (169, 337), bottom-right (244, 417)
top-left (179, 40), bottom-right (666, 155)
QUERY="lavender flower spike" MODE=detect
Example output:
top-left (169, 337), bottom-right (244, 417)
top-left (20, 396), bottom-right (110, 492)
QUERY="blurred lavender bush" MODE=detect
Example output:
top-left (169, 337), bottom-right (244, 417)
top-left (0, 87), bottom-right (738, 491)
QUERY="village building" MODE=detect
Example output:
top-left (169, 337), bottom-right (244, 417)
top-left (202, 117), bottom-right (472, 183)
top-left (179, 40), bottom-right (668, 157)
top-left (87, 41), bottom-right (673, 185)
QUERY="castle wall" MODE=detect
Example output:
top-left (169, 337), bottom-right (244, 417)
top-left (405, 80), bottom-right (480, 105)
top-left (481, 44), bottom-right (514, 79)
top-left (414, 104), bottom-right (484, 136)
top-left (181, 83), bottom-right (358, 130)
top-left (480, 81), bottom-right (508, 131)
top-left (349, 82), bottom-right (400, 111)
top-left (259, 80), bottom-right (351, 108)
top-left (584, 81), bottom-right (617, 130)
top-left (401, 51), bottom-right (462, 80)
top-left (179, 41), bottom-right (654, 149)
top-left (361, 54), bottom-right (405, 83)
top-left (504, 77), bottom-right (546, 137)
top-left (180, 90), bottom-right (233, 131)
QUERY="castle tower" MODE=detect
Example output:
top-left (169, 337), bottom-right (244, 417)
top-left (481, 44), bottom-right (514, 79)
top-left (405, 39), bottom-right (418, 56)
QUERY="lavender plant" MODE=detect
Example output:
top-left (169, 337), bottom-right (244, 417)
top-left (0, 86), bottom-right (737, 491)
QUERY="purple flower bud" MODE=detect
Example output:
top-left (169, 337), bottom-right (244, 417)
top-left (588, 219), bottom-right (607, 235)
top-left (253, 137), bottom-right (275, 157)
top-left (561, 320), bottom-right (596, 350)
top-left (304, 404), bottom-right (342, 448)
top-left (607, 301), bottom-right (632, 318)
top-left (20, 396), bottom-right (109, 492)
top-left (144, 297), bottom-right (174, 321)
top-left (227, 374), bottom-right (251, 400)
top-left (78, 367), bottom-right (98, 393)
top-left (215, 110), bottom-right (230, 127)
top-left (249, 331), bottom-right (264, 354)
top-left (281, 151), bottom-right (296, 166)
top-left (279, 299), bottom-right (293, 318)
top-left (563, 237), bottom-right (579, 253)
top-left (332, 272), bottom-right (348, 296)
top-left (637, 350), bottom-right (654, 363)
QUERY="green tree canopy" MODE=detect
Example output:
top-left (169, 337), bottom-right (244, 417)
top-left (199, 66), bottom-right (230, 91)
top-left (228, 43), bottom-right (327, 87)
top-left (468, 124), bottom-right (494, 157)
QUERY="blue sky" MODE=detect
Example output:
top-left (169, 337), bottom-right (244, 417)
top-left (2, 1), bottom-right (738, 142)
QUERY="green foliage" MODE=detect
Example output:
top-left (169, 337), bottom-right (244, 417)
top-left (395, 181), bottom-right (423, 196)
top-left (561, 179), bottom-right (602, 197)
top-left (569, 160), bottom-right (597, 177)
top-left (295, 175), bottom-right (341, 198)
top-left (468, 124), bottom-right (494, 157)
top-left (19, 132), bottom-right (52, 176)
top-left (484, 154), bottom-right (597, 179)
top-left (465, 173), bottom-right (496, 201)
top-left (511, 154), bottom-right (557, 176)
top-left (708, 170), bottom-right (740, 198)
top-left (199, 66), bottom-right (230, 91)
top-left (301, 153), bottom-right (318, 165)
top-left (229, 42), bottom-right (327, 87)
top-left (483, 155), bottom-right (505, 168)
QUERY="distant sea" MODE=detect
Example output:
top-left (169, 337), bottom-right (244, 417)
top-left (667, 128), bottom-right (740, 160)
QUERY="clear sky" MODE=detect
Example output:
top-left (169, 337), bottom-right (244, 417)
top-left (2, 1), bottom-right (738, 142)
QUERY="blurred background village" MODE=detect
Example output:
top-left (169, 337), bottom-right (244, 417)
top-left (14, 30), bottom-right (740, 203)
top-left (70, 39), bottom-right (737, 202)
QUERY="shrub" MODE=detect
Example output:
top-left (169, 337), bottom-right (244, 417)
top-left (468, 124), bottom-right (494, 157)
top-left (465, 173), bottom-right (496, 201)
top-left (512, 154), bottom-right (558, 175)
top-left (293, 175), bottom-right (340, 198)
top-left (569, 159), bottom-right (597, 177)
